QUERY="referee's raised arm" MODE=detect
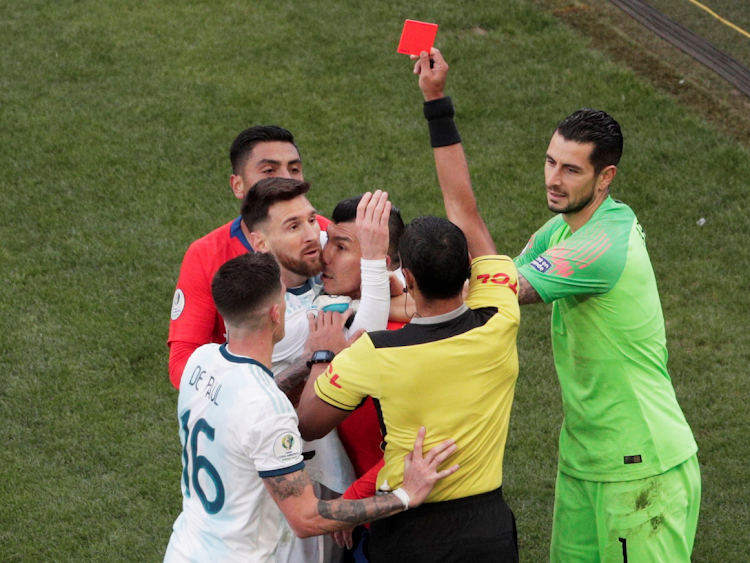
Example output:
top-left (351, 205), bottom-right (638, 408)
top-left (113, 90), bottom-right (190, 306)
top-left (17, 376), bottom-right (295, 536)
top-left (413, 48), bottom-right (497, 259)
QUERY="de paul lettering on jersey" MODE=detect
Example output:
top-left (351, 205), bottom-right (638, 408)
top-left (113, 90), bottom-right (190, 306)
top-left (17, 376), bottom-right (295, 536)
top-left (188, 365), bottom-right (221, 406)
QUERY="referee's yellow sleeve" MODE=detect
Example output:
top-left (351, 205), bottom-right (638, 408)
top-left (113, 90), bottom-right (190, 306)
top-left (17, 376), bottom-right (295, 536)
top-left (314, 335), bottom-right (379, 410)
top-left (466, 255), bottom-right (520, 322)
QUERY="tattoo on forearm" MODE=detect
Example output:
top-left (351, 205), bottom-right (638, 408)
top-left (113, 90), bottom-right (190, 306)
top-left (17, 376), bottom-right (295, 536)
top-left (273, 357), bottom-right (310, 397)
top-left (518, 274), bottom-right (543, 305)
top-left (265, 471), bottom-right (311, 501)
top-left (316, 493), bottom-right (403, 530)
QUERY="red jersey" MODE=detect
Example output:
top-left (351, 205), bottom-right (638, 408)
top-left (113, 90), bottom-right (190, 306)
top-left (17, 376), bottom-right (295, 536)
top-left (168, 215), bottom-right (330, 388)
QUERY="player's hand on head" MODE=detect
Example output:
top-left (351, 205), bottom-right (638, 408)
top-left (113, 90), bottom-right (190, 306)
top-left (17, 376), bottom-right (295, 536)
top-left (412, 48), bottom-right (448, 101)
top-left (357, 190), bottom-right (390, 261)
top-left (400, 426), bottom-right (459, 508)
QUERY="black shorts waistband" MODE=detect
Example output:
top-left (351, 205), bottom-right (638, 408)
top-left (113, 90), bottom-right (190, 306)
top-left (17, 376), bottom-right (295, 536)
top-left (405, 486), bottom-right (505, 518)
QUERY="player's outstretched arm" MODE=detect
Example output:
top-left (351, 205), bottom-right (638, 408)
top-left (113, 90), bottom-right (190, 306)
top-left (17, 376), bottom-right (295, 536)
top-left (413, 48), bottom-right (496, 259)
top-left (263, 427), bottom-right (458, 538)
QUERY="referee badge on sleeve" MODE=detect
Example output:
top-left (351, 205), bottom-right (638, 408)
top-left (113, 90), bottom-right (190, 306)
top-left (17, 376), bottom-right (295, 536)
top-left (273, 432), bottom-right (303, 463)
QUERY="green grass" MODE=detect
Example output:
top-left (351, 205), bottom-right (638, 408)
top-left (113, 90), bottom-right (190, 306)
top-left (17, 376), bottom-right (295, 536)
top-left (648, 0), bottom-right (750, 67)
top-left (1, 0), bottom-right (748, 561)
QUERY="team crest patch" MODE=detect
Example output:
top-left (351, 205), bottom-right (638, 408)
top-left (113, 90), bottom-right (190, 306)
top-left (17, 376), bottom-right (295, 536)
top-left (273, 432), bottom-right (302, 463)
top-left (530, 256), bottom-right (552, 273)
top-left (171, 289), bottom-right (185, 320)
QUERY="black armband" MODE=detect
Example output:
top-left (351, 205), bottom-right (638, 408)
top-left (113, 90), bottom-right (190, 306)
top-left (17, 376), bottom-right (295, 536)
top-left (423, 96), bottom-right (462, 148)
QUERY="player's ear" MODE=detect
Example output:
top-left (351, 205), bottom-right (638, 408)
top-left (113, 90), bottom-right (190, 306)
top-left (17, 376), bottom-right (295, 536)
top-left (248, 231), bottom-right (269, 253)
top-left (269, 303), bottom-right (281, 325)
top-left (230, 174), bottom-right (246, 200)
top-left (385, 255), bottom-right (392, 269)
top-left (597, 165), bottom-right (617, 192)
top-left (403, 268), bottom-right (415, 292)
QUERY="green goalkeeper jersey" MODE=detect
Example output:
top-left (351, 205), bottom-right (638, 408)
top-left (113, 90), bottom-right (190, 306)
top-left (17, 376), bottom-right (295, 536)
top-left (515, 196), bottom-right (696, 481)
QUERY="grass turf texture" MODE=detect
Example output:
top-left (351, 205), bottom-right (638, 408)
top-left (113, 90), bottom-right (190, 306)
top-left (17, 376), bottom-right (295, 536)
top-left (1, 0), bottom-right (748, 560)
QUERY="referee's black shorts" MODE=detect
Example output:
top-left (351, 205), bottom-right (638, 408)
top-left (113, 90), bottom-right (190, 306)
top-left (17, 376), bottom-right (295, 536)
top-left (367, 486), bottom-right (518, 563)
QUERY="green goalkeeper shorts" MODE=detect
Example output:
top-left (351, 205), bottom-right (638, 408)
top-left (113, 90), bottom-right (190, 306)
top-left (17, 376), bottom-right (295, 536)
top-left (550, 454), bottom-right (700, 563)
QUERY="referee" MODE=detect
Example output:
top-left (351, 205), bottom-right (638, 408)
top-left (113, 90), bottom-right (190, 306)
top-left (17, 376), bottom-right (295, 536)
top-left (298, 214), bottom-right (521, 562)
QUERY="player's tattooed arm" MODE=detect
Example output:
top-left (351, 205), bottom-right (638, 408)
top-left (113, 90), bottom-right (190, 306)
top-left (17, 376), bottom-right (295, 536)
top-left (264, 469), bottom-right (311, 500)
top-left (273, 357), bottom-right (310, 405)
top-left (263, 469), bottom-right (403, 538)
top-left (264, 427), bottom-right (459, 539)
top-left (518, 274), bottom-right (544, 305)
top-left (265, 471), bottom-right (401, 525)
top-left (316, 494), bottom-right (403, 528)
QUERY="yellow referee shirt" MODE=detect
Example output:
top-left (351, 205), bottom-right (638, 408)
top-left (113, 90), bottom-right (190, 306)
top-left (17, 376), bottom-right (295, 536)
top-left (314, 256), bottom-right (520, 502)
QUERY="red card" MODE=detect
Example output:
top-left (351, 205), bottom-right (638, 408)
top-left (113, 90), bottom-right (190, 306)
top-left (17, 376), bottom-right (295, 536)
top-left (397, 20), bottom-right (438, 56)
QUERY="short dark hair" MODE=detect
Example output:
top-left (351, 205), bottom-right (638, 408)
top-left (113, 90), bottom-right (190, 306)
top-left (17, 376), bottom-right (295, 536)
top-left (331, 195), bottom-right (405, 268)
top-left (212, 253), bottom-right (281, 328)
top-left (230, 125), bottom-right (299, 175)
top-left (241, 178), bottom-right (311, 231)
top-left (556, 109), bottom-right (623, 174)
top-left (399, 216), bottom-right (469, 300)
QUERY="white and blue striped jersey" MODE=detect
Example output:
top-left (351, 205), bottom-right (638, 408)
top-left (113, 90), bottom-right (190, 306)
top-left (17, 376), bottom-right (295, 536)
top-left (164, 343), bottom-right (304, 563)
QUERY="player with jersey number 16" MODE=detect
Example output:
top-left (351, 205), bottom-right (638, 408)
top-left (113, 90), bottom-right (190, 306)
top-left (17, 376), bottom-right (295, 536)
top-left (163, 252), bottom-right (459, 563)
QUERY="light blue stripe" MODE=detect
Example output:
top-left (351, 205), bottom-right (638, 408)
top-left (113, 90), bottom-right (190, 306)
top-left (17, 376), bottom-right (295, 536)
top-left (250, 366), bottom-right (290, 415)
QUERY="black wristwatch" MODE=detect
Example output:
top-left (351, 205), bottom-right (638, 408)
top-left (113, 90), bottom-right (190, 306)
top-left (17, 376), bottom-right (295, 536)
top-left (306, 350), bottom-right (335, 369)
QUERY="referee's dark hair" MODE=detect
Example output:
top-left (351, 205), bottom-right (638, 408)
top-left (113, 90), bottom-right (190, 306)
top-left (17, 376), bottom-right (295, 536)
top-left (241, 178), bottom-right (311, 232)
top-left (556, 109), bottom-right (623, 175)
top-left (230, 125), bottom-right (299, 175)
top-left (212, 253), bottom-right (281, 329)
top-left (399, 216), bottom-right (469, 300)
top-left (332, 194), bottom-right (405, 269)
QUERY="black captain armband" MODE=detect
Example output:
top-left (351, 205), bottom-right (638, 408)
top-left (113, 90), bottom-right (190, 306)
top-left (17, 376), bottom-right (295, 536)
top-left (423, 96), bottom-right (462, 148)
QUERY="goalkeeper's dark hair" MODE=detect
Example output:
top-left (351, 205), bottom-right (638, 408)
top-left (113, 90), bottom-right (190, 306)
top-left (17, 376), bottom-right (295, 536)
top-left (212, 253), bottom-right (281, 329)
top-left (230, 125), bottom-right (299, 175)
top-left (331, 194), bottom-right (405, 269)
top-left (556, 109), bottom-right (623, 175)
top-left (241, 178), bottom-right (311, 231)
top-left (399, 216), bottom-right (469, 300)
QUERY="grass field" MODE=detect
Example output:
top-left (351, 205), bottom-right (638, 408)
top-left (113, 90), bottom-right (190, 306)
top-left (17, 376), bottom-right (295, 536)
top-left (1, 0), bottom-right (749, 561)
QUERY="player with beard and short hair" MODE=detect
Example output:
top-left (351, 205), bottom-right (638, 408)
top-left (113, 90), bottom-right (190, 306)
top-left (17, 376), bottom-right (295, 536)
top-left (242, 177), bottom-right (324, 285)
top-left (168, 125), bottom-right (331, 389)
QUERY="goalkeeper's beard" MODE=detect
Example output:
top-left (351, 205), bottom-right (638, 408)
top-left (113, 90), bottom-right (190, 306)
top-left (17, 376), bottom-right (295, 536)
top-left (546, 183), bottom-right (596, 215)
